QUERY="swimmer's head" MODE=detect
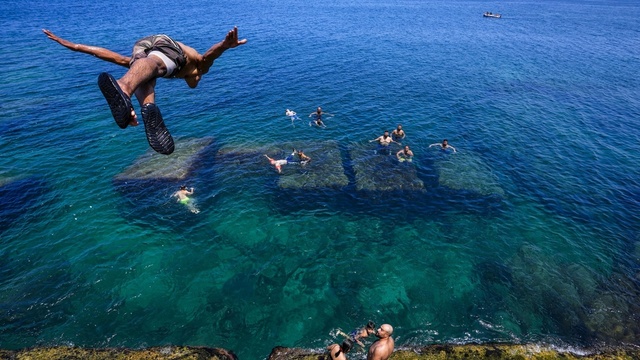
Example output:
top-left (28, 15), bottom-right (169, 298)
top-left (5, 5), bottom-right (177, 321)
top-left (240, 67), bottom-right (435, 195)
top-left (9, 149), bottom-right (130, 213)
top-left (397, 124), bottom-right (402, 130)
top-left (404, 145), bottom-right (410, 151)
top-left (317, 107), bottom-right (322, 113)
top-left (442, 139), bottom-right (448, 145)
top-left (366, 320), bottom-right (376, 333)
top-left (384, 131), bottom-right (389, 136)
top-left (341, 339), bottom-right (353, 352)
top-left (180, 185), bottom-right (186, 190)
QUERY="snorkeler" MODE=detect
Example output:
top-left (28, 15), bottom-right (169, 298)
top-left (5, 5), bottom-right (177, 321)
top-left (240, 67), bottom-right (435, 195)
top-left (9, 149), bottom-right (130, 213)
top-left (429, 139), bottom-right (457, 153)
top-left (396, 145), bottom-right (414, 162)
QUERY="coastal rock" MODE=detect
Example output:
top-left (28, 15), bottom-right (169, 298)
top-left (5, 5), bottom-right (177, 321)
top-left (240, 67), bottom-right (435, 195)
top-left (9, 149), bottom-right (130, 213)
top-left (266, 344), bottom-right (640, 359)
top-left (0, 346), bottom-right (236, 359)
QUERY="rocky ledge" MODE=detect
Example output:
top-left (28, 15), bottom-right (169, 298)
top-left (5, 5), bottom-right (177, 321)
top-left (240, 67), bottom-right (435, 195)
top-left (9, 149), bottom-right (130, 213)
top-left (2, 344), bottom-right (640, 360)
top-left (266, 344), bottom-right (640, 360)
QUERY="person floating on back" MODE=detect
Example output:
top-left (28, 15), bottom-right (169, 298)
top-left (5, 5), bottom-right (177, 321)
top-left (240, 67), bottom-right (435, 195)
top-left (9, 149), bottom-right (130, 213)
top-left (42, 27), bottom-right (247, 155)
top-left (309, 106), bottom-right (332, 128)
top-left (429, 139), bottom-right (457, 153)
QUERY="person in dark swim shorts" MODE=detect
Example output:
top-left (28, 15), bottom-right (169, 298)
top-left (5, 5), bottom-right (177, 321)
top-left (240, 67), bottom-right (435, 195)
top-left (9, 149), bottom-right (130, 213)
top-left (42, 27), bottom-right (247, 155)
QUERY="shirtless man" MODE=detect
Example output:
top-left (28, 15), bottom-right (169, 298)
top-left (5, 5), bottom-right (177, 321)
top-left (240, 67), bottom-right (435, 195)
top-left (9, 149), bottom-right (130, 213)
top-left (397, 145), bottom-right (414, 162)
top-left (369, 131), bottom-right (400, 155)
top-left (327, 339), bottom-right (353, 360)
top-left (296, 149), bottom-right (311, 164)
top-left (367, 324), bottom-right (394, 360)
top-left (391, 124), bottom-right (406, 141)
top-left (42, 27), bottom-right (247, 155)
top-left (173, 185), bottom-right (194, 204)
top-left (173, 185), bottom-right (199, 213)
top-left (309, 106), bottom-right (331, 128)
top-left (429, 139), bottom-right (457, 153)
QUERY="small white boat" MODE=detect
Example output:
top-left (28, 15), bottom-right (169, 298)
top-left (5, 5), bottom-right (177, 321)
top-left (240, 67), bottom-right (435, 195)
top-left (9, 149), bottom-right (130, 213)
top-left (483, 12), bottom-right (502, 18)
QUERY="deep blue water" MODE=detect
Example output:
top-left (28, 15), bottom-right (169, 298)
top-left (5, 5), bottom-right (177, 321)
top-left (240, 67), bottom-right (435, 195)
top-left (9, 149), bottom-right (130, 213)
top-left (1, 0), bottom-right (640, 359)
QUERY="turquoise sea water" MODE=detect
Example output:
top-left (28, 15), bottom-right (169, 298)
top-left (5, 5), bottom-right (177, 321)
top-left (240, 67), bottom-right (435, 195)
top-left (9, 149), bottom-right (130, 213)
top-left (1, 0), bottom-right (640, 359)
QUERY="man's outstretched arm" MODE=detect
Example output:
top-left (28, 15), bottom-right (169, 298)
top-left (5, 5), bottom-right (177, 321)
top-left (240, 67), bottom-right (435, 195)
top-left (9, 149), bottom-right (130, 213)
top-left (42, 29), bottom-right (131, 67)
top-left (200, 27), bottom-right (247, 72)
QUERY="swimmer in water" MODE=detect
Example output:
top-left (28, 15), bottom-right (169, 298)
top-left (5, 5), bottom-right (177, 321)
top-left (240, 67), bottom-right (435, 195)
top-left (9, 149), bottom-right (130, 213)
top-left (429, 139), bottom-right (457, 153)
top-left (286, 109), bottom-right (300, 126)
top-left (309, 106), bottom-right (331, 128)
top-left (370, 130), bottom-right (400, 155)
top-left (173, 185), bottom-right (199, 213)
top-left (264, 151), bottom-right (295, 173)
top-left (295, 149), bottom-right (311, 164)
top-left (391, 124), bottom-right (406, 142)
top-left (327, 339), bottom-right (353, 360)
top-left (396, 145), bottom-right (414, 162)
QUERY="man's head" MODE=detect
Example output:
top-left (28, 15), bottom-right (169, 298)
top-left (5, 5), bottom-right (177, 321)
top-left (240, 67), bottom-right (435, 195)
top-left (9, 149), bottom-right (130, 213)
top-left (404, 145), bottom-right (410, 152)
top-left (384, 131), bottom-right (390, 137)
top-left (376, 324), bottom-right (394, 339)
top-left (317, 107), bottom-right (322, 113)
top-left (442, 139), bottom-right (448, 146)
top-left (180, 185), bottom-right (186, 190)
top-left (396, 124), bottom-right (402, 130)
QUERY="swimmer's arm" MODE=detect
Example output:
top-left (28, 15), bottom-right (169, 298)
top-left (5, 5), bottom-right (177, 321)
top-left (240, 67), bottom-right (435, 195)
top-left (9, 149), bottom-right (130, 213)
top-left (42, 29), bottom-right (131, 67)
top-left (396, 150), bottom-right (403, 159)
top-left (449, 146), bottom-right (457, 153)
top-left (428, 143), bottom-right (439, 148)
top-left (369, 137), bottom-right (381, 143)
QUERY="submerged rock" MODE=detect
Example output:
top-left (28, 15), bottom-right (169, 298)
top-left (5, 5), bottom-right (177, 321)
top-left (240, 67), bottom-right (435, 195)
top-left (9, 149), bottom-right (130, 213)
top-left (115, 137), bottom-right (214, 181)
top-left (434, 152), bottom-right (504, 197)
top-left (350, 144), bottom-right (425, 192)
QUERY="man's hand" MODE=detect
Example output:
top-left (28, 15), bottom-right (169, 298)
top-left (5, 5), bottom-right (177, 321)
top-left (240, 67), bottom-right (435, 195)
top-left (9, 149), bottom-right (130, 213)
top-left (221, 26), bottom-right (247, 49)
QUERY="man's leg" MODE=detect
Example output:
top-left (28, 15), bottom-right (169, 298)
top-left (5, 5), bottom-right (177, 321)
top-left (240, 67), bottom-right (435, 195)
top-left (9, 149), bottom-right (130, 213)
top-left (134, 77), bottom-right (174, 155)
top-left (98, 56), bottom-right (166, 128)
top-left (118, 56), bottom-right (166, 98)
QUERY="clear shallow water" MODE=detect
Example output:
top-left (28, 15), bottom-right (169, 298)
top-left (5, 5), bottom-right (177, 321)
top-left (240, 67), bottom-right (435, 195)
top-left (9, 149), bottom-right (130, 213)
top-left (1, 0), bottom-right (640, 359)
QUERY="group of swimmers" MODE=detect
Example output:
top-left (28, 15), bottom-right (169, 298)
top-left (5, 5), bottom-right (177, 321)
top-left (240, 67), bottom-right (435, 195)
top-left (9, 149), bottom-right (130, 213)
top-left (369, 124), bottom-right (415, 162)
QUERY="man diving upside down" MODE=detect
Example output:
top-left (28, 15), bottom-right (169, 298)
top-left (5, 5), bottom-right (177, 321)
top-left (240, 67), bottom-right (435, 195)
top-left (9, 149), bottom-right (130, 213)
top-left (42, 27), bottom-right (247, 155)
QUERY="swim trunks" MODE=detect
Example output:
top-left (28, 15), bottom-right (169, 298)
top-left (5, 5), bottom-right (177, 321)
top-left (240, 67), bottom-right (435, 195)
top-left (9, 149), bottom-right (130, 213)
top-left (131, 35), bottom-right (186, 78)
top-left (180, 197), bottom-right (190, 204)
